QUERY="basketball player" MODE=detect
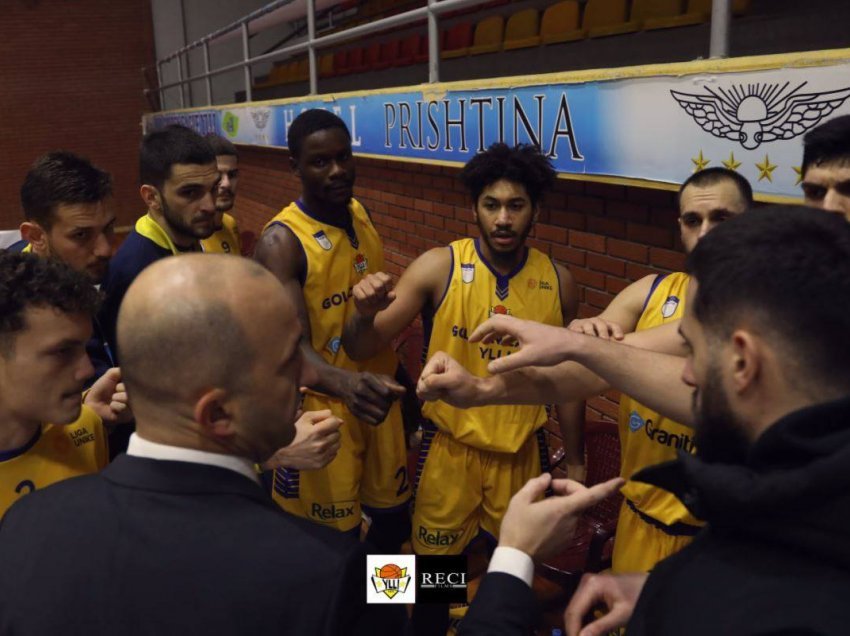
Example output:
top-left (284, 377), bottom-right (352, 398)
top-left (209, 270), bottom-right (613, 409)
top-left (801, 114), bottom-right (850, 221)
top-left (0, 251), bottom-right (109, 517)
top-left (341, 143), bottom-right (582, 634)
top-left (254, 109), bottom-right (410, 553)
top-left (568, 168), bottom-right (752, 574)
top-left (201, 135), bottom-right (243, 255)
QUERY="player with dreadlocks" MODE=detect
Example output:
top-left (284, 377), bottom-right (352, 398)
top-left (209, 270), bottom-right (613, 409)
top-left (342, 142), bottom-right (583, 634)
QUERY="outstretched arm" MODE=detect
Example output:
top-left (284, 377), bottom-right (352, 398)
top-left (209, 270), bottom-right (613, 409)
top-left (342, 247), bottom-right (451, 361)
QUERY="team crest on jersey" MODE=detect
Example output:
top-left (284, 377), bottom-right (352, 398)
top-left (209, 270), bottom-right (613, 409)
top-left (628, 410), bottom-right (646, 432)
top-left (313, 230), bottom-right (333, 251)
top-left (661, 295), bottom-right (680, 318)
top-left (488, 305), bottom-right (512, 318)
top-left (461, 263), bottom-right (475, 284)
top-left (326, 337), bottom-right (342, 354)
top-left (354, 253), bottom-right (368, 274)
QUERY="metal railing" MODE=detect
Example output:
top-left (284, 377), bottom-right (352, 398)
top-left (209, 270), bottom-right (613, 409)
top-left (147, 0), bottom-right (733, 111)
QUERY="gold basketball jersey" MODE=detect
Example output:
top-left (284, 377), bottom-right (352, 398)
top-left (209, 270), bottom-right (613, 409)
top-left (1, 405), bottom-right (107, 518)
top-left (201, 213), bottom-right (242, 255)
top-left (618, 271), bottom-right (702, 528)
top-left (264, 199), bottom-right (396, 376)
top-left (422, 238), bottom-right (563, 453)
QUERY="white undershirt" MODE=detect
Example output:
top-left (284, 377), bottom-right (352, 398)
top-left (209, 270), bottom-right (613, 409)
top-left (126, 433), bottom-right (259, 484)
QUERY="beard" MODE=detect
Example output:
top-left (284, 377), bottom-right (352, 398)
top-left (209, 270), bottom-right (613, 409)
top-left (476, 217), bottom-right (534, 265)
top-left (692, 361), bottom-right (751, 464)
top-left (161, 196), bottom-right (215, 240)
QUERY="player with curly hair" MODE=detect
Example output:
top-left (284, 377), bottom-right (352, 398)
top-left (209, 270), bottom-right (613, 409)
top-left (341, 142), bottom-right (583, 634)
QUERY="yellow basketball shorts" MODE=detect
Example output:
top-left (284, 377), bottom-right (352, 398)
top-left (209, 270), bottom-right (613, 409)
top-left (271, 393), bottom-right (411, 533)
top-left (411, 425), bottom-right (548, 555)
top-left (611, 499), bottom-right (698, 573)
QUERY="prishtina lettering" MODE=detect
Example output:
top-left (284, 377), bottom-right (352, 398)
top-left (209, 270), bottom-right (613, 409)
top-left (383, 92), bottom-right (583, 160)
top-left (152, 112), bottom-right (218, 136)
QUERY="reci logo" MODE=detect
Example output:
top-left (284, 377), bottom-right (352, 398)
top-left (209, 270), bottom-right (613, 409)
top-left (416, 555), bottom-right (469, 603)
top-left (366, 554), bottom-right (416, 604)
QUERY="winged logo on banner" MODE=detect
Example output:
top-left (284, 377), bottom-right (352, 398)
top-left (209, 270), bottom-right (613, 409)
top-left (250, 109), bottom-right (271, 130)
top-left (671, 82), bottom-right (850, 150)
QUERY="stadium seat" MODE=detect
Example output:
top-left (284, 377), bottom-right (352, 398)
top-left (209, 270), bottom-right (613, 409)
top-left (347, 47), bottom-right (365, 73)
top-left (374, 39), bottom-right (400, 70)
top-left (540, 1), bottom-right (585, 44)
top-left (318, 53), bottom-right (335, 78)
top-left (644, 0), bottom-right (750, 29)
top-left (631, 0), bottom-right (684, 25)
top-left (396, 33), bottom-right (428, 66)
top-left (538, 420), bottom-right (623, 583)
top-left (584, 0), bottom-right (640, 38)
top-left (295, 58), bottom-right (309, 82)
top-left (352, 42), bottom-right (380, 73)
top-left (503, 8), bottom-right (541, 50)
top-left (441, 21), bottom-right (473, 59)
top-left (467, 15), bottom-right (505, 56)
top-left (327, 50), bottom-right (348, 77)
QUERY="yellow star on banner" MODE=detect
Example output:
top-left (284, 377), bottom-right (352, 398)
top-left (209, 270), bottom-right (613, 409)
top-left (755, 155), bottom-right (777, 182)
top-left (793, 165), bottom-right (803, 185)
top-left (722, 152), bottom-right (742, 171)
top-left (691, 150), bottom-right (710, 172)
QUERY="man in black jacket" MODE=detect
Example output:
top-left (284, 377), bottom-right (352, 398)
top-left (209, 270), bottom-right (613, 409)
top-left (459, 206), bottom-right (850, 636)
top-left (0, 254), bottom-right (400, 635)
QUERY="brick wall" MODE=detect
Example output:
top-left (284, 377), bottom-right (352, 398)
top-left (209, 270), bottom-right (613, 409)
top-left (235, 145), bottom-right (686, 463)
top-left (0, 0), bottom-right (155, 230)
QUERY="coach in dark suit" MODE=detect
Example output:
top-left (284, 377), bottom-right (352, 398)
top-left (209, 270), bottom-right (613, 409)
top-left (0, 254), bottom-right (397, 635)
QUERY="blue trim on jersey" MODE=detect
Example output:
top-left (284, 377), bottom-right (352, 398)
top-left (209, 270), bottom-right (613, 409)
top-left (473, 238), bottom-right (529, 301)
top-left (412, 421), bottom-right (438, 502)
top-left (625, 498), bottom-right (701, 537)
top-left (6, 239), bottom-right (27, 253)
top-left (0, 426), bottom-right (41, 462)
top-left (296, 198), bottom-right (359, 248)
top-left (273, 466), bottom-right (301, 499)
top-left (266, 221), bottom-right (308, 288)
top-left (641, 273), bottom-right (668, 313)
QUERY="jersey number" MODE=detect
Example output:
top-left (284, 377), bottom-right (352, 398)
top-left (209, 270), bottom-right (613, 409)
top-left (15, 480), bottom-right (35, 495)
top-left (394, 466), bottom-right (409, 497)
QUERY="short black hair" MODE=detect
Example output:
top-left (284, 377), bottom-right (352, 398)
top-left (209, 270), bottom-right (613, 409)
top-left (802, 115), bottom-right (850, 176)
top-left (459, 143), bottom-right (556, 208)
top-left (139, 125), bottom-right (216, 190)
top-left (287, 109), bottom-right (350, 160)
top-left (0, 251), bottom-right (102, 354)
top-left (20, 151), bottom-right (113, 229)
top-left (679, 167), bottom-right (753, 209)
top-left (687, 205), bottom-right (850, 394)
top-left (206, 134), bottom-right (238, 158)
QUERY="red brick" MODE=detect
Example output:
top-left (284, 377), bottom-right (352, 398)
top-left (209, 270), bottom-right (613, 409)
top-left (567, 195), bottom-right (605, 216)
top-left (626, 223), bottom-right (674, 249)
top-left (551, 243), bottom-right (585, 267)
top-left (587, 215), bottom-right (627, 239)
top-left (587, 253), bottom-right (626, 277)
top-left (649, 247), bottom-right (686, 271)
top-left (650, 206), bottom-right (680, 228)
top-left (586, 182), bottom-right (626, 200)
top-left (569, 230), bottom-right (606, 253)
top-left (570, 266), bottom-right (605, 291)
top-left (606, 276), bottom-right (631, 294)
top-left (526, 238), bottom-right (551, 256)
top-left (550, 210), bottom-right (586, 231)
top-left (586, 288), bottom-right (614, 309)
top-left (606, 200), bottom-right (649, 224)
top-left (534, 223), bottom-right (568, 244)
top-left (608, 238), bottom-right (649, 263)
top-left (627, 187), bottom-right (676, 207)
top-left (627, 262), bottom-right (660, 281)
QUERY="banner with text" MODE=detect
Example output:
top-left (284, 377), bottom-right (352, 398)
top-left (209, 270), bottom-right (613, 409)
top-left (143, 53), bottom-right (850, 198)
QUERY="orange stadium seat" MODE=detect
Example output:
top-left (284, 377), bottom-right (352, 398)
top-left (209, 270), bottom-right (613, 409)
top-left (328, 50), bottom-right (349, 77)
top-left (631, 0), bottom-right (685, 26)
top-left (468, 15), bottom-right (505, 56)
top-left (584, 0), bottom-right (640, 38)
top-left (503, 8), bottom-right (541, 50)
top-left (318, 53), bottom-right (335, 78)
top-left (540, 1), bottom-right (585, 44)
top-left (441, 21), bottom-right (474, 59)
top-left (647, 0), bottom-right (751, 28)
top-left (295, 58), bottom-right (309, 82)
top-left (347, 47), bottom-right (365, 73)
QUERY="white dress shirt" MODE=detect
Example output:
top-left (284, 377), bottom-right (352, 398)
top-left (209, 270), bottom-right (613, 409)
top-left (126, 433), bottom-right (259, 484)
top-left (487, 546), bottom-right (535, 586)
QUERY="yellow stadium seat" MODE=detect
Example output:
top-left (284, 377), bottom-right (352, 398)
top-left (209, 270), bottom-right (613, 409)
top-left (644, 0), bottom-right (750, 29)
top-left (540, 1), bottom-right (586, 44)
top-left (633, 0), bottom-right (684, 28)
top-left (503, 8), bottom-right (541, 50)
top-left (584, 0), bottom-right (640, 38)
top-left (318, 53), bottom-right (334, 78)
top-left (468, 15), bottom-right (505, 56)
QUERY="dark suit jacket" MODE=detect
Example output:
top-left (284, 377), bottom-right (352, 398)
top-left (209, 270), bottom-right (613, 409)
top-left (0, 455), bottom-right (395, 635)
top-left (458, 572), bottom-right (538, 636)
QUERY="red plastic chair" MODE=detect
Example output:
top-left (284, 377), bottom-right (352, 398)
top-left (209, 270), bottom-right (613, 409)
top-left (396, 33), bottom-right (427, 66)
top-left (374, 39), bottom-right (400, 70)
top-left (352, 42), bottom-right (380, 73)
top-left (538, 419), bottom-right (623, 588)
top-left (441, 21), bottom-right (473, 58)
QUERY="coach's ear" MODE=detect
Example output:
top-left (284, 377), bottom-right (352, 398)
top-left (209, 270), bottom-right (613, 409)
top-left (140, 184), bottom-right (162, 212)
top-left (20, 221), bottom-right (47, 253)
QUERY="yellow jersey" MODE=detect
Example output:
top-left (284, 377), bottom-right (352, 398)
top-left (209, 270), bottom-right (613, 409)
top-left (201, 213), bottom-right (242, 255)
top-left (1, 406), bottom-right (107, 518)
top-left (618, 272), bottom-right (703, 529)
top-left (422, 238), bottom-right (563, 453)
top-left (263, 199), bottom-right (397, 377)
